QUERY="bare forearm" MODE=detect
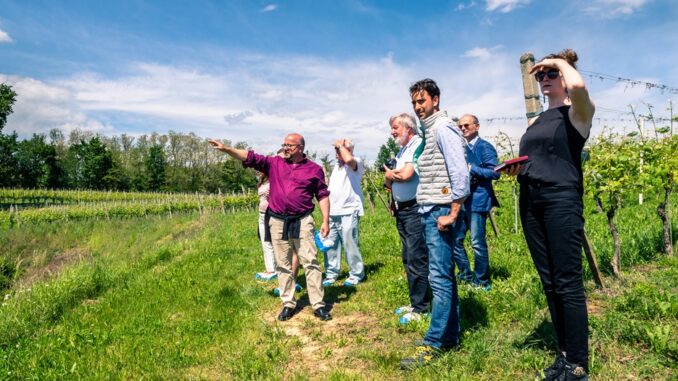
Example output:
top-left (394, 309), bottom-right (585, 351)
top-left (222, 147), bottom-right (248, 161)
top-left (319, 197), bottom-right (330, 225)
top-left (449, 198), bottom-right (464, 220)
top-left (208, 139), bottom-right (249, 161)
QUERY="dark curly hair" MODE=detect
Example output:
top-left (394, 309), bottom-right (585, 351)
top-left (409, 78), bottom-right (440, 99)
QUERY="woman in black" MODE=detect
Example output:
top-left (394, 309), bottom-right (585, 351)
top-left (503, 49), bottom-right (595, 381)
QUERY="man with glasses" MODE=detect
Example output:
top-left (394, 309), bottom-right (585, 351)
top-left (208, 133), bottom-right (332, 322)
top-left (323, 139), bottom-right (365, 287)
top-left (453, 114), bottom-right (500, 291)
top-left (400, 79), bottom-right (470, 370)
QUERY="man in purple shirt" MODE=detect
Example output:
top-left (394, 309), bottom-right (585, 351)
top-left (209, 133), bottom-right (332, 321)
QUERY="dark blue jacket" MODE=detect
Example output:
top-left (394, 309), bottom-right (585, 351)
top-left (465, 137), bottom-right (500, 212)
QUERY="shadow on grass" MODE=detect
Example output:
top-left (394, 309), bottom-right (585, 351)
top-left (514, 319), bottom-right (558, 352)
top-left (460, 293), bottom-right (489, 331)
top-left (490, 265), bottom-right (511, 281)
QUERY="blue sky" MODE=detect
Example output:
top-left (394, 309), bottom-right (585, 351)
top-left (1, 0), bottom-right (676, 159)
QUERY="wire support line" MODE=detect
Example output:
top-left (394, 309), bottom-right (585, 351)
top-left (580, 70), bottom-right (678, 94)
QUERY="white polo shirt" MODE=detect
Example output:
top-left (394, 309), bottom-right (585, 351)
top-left (329, 157), bottom-right (365, 216)
top-left (392, 135), bottom-right (421, 202)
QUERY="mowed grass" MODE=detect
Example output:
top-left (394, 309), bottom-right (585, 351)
top-left (0, 191), bottom-right (676, 380)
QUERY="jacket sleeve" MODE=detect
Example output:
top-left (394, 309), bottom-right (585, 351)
top-left (469, 140), bottom-right (500, 181)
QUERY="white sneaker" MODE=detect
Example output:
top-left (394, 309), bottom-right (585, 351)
top-left (399, 312), bottom-right (424, 325)
top-left (394, 305), bottom-right (414, 315)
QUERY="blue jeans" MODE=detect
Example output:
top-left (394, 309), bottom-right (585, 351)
top-left (421, 205), bottom-right (462, 349)
top-left (324, 211), bottom-right (364, 281)
top-left (453, 211), bottom-right (490, 286)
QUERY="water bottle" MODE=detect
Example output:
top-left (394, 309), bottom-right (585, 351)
top-left (314, 230), bottom-right (334, 252)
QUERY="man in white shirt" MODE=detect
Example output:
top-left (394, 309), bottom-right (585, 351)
top-left (324, 139), bottom-right (366, 287)
top-left (384, 113), bottom-right (431, 325)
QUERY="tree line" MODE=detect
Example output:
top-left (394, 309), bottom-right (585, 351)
top-left (0, 83), bottom-right (258, 193)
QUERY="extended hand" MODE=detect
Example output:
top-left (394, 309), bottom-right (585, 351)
top-left (208, 139), bottom-right (225, 151)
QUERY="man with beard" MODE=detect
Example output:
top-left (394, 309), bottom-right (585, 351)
top-left (383, 113), bottom-right (431, 325)
top-left (400, 79), bottom-right (470, 370)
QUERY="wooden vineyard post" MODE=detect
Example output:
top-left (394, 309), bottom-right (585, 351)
top-left (519, 53), bottom-right (544, 120)
top-left (520, 52), bottom-right (604, 288)
top-left (489, 208), bottom-right (500, 237)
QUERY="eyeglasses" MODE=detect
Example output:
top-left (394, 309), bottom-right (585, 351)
top-left (534, 69), bottom-right (559, 82)
top-left (281, 143), bottom-right (301, 149)
top-left (458, 123), bottom-right (477, 128)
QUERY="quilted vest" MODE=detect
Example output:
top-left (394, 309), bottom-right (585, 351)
top-left (416, 112), bottom-right (465, 205)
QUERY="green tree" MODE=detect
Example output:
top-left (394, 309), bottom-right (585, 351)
top-left (146, 144), bottom-right (167, 191)
top-left (16, 134), bottom-right (61, 188)
top-left (67, 137), bottom-right (114, 189)
top-left (374, 137), bottom-right (399, 170)
top-left (0, 132), bottom-right (19, 187)
top-left (0, 84), bottom-right (17, 132)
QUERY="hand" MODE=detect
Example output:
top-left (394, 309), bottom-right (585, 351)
top-left (333, 139), bottom-right (346, 149)
top-left (500, 163), bottom-right (524, 177)
top-left (529, 58), bottom-right (565, 74)
top-left (208, 139), bottom-right (225, 151)
top-left (437, 215), bottom-right (455, 231)
top-left (383, 166), bottom-right (403, 182)
top-left (320, 221), bottom-right (329, 237)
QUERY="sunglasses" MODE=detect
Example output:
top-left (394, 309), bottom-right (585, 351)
top-left (534, 69), bottom-right (560, 82)
top-left (458, 123), bottom-right (477, 128)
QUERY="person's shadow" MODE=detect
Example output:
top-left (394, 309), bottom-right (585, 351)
top-left (294, 261), bottom-right (385, 311)
top-left (514, 319), bottom-right (558, 351)
top-left (460, 293), bottom-right (489, 331)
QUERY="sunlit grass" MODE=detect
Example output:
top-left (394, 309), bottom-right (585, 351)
top-left (0, 189), bottom-right (675, 380)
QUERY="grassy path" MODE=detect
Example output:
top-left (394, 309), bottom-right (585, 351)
top-left (0, 204), bottom-right (676, 380)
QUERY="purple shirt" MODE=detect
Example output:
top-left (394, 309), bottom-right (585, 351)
top-left (243, 151), bottom-right (330, 215)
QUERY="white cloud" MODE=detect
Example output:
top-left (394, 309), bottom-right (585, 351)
top-left (3, 49), bottom-right (669, 162)
top-left (456, 1), bottom-right (477, 11)
top-left (0, 74), bottom-right (113, 137)
top-left (585, 0), bottom-right (649, 17)
top-left (462, 47), bottom-right (491, 60)
top-left (261, 4), bottom-right (278, 12)
top-left (0, 28), bottom-right (12, 43)
top-left (485, 0), bottom-right (531, 13)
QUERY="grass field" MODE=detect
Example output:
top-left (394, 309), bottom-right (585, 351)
top-left (0, 190), bottom-right (676, 380)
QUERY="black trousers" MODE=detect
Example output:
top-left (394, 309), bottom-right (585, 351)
top-left (395, 202), bottom-right (431, 313)
top-left (519, 185), bottom-right (589, 368)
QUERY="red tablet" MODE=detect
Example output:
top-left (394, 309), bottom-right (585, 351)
top-left (494, 155), bottom-right (529, 172)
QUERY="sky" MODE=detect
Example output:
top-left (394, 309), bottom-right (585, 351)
top-left (1, 0), bottom-right (677, 161)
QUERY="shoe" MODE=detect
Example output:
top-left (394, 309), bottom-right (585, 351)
top-left (399, 312), bottom-right (425, 325)
top-left (273, 283), bottom-right (302, 296)
top-left (540, 354), bottom-right (566, 380)
top-left (394, 305), bottom-right (414, 315)
top-left (255, 272), bottom-right (278, 281)
top-left (277, 307), bottom-right (295, 321)
top-left (343, 277), bottom-right (362, 287)
top-left (400, 345), bottom-right (442, 370)
top-left (558, 360), bottom-right (588, 381)
top-left (313, 307), bottom-right (332, 321)
top-left (322, 279), bottom-right (336, 287)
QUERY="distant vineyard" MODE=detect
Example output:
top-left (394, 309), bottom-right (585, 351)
top-left (0, 189), bottom-right (258, 226)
